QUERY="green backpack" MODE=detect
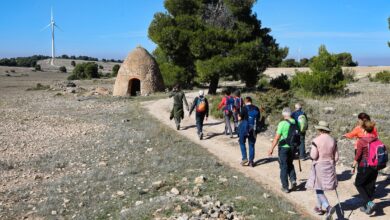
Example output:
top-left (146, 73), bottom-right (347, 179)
top-left (298, 114), bottom-right (308, 133)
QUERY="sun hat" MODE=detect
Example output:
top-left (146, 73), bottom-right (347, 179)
top-left (315, 121), bottom-right (331, 132)
top-left (199, 90), bottom-right (204, 96)
top-left (282, 107), bottom-right (291, 117)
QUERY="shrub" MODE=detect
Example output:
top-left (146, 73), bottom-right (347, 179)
top-left (71, 61), bottom-right (76, 67)
top-left (59, 66), bottom-right (67, 73)
top-left (208, 95), bottom-right (224, 119)
top-left (369, 71), bottom-right (390, 83)
top-left (10, 69), bottom-right (15, 73)
top-left (99, 65), bottom-right (104, 70)
top-left (343, 68), bottom-right (357, 83)
top-left (269, 74), bottom-right (290, 91)
top-left (26, 83), bottom-right (50, 91)
top-left (257, 77), bottom-right (270, 91)
top-left (35, 64), bottom-right (41, 71)
top-left (255, 88), bottom-right (294, 115)
top-left (67, 62), bottom-right (99, 80)
top-left (112, 64), bottom-right (120, 77)
top-left (292, 45), bottom-right (346, 96)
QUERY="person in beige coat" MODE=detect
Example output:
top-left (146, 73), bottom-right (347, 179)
top-left (305, 121), bottom-right (339, 219)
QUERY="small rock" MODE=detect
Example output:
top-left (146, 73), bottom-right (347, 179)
top-left (51, 210), bottom-right (57, 215)
top-left (171, 187), bottom-right (180, 195)
top-left (218, 177), bottom-right (228, 183)
top-left (99, 161), bottom-right (107, 167)
top-left (193, 186), bottom-right (201, 196)
top-left (122, 119), bottom-right (130, 123)
top-left (287, 211), bottom-right (297, 215)
top-left (263, 193), bottom-right (270, 199)
top-left (66, 88), bottom-right (76, 93)
top-left (324, 107), bottom-right (336, 114)
top-left (194, 175), bottom-right (206, 185)
top-left (95, 87), bottom-right (110, 95)
top-left (192, 209), bottom-right (203, 216)
top-left (146, 148), bottom-right (153, 153)
top-left (135, 201), bottom-right (143, 206)
top-left (234, 196), bottom-right (247, 201)
top-left (117, 191), bottom-right (125, 197)
top-left (152, 181), bottom-right (165, 190)
top-left (175, 205), bottom-right (182, 212)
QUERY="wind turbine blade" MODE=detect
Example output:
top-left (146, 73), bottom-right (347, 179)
top-left (54, 23), bottom-right (63, 31)
top-left (41, 23), bottom-right (51, 31)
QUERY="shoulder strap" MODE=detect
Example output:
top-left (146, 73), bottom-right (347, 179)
top-left (311, 142), bottom-right (318, 148)
top-left (285, 119), bottom-right (292, 125)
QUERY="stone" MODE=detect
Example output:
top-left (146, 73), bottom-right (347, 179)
top-left (218, 177), bottom-right (228, 183)
top-left (324, 107), bottom-right (336, 114)
top-left (263, 193), bottom-right (270, 199)
top-left (66, 88), bottom-right (76, 93)
top-left (99, 161), bottom-right (107, 167)
top-left (171, 187), bottom-right (180, 195)
top-left (116, 191), bottom-right (125, 197)
top-left (174, 205), bottom-right (182, 212)
top-left (95, 87), bottom-right (110, 95)
top-left (135, 201), bottom-right (143, 206)
top-left (234, 196), bottom-right (247, 201)
top-left (152, 181), bottom-right (165, 190)
top-left (192, 209), bottom-right (203, 216)
top-left (113, 46), bottom-right (165, 96)
top-left (194, 175), bottom-right (206, 185)
top-left (51, 210), bottom-right (57, 215)
top-left (193, 186), bottom-right (201, 196)
top-left (66, 81), bottom-right (76, 87)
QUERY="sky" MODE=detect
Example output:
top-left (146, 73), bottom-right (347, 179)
top-left (0, 0), bottom-right (389, 66)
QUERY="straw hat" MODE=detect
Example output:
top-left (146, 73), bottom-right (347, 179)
top-left (315, 121), bottom-right (331, 132)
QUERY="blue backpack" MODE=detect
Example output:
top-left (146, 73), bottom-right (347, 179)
top-left (234, 97), bottom-right (243, 112)
top-left (225, 96), bottom-right (235, 113)
top-left (246, 105), bottom-right (260, 133)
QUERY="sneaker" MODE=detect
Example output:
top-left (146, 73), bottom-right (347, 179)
top-left (248, 161), bottom-right (254, 167)
top-left (290, 181), bottom-right (297, 191)
top-left (365, 201), bottom-right (376, 214)
top-left (240, 159), bottom-right (248, 166)
top-left (325, 206), bottom-right (335, 220)
top-left (199, 132), bottom-right (203, 140)
top-left (360, 206), bottom-right (367, 213)
top-left (313, 207), bottom-right (325, 215)
top-left (281, 187), bottom-right (289, 193)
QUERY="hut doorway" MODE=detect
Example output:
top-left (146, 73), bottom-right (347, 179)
top-left (129, 78), bottom-right (141, 96)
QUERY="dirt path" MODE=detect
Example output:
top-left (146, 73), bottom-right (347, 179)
top-left (143, 92), bottom-right (390, 220)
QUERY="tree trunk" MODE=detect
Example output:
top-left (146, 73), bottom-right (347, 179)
top-left (208, 76), bottom-right (219, 95)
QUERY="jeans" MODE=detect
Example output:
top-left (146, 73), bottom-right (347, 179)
top-left (224, 113), bottom-right (233, 136)
top-left (278, 146), bottom-right (297, 189)
top-left (239, 133), bottom-right (256, 161)
top-left (316, 190), bottom-right (330, 209)
top-left (233, 111), bottom-right (239, 132)
top-left (196, 113), bottom-right (206, 134)
top-left (355, 166), bottom-right (378, 205)
top-left (299, 133), bottom-right (306, 158)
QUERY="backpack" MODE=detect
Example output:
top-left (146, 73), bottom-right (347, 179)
top-left (298, 114), bottom-right (308, 133)
top-left (366, 139), bottom-right (388, 170)
top-left (280, 120), bottom-right (301, 149)
top-left (234, 97), bottom-right (243, 112)
top-left (224, 96), bottom-right (235, 113)
top-left (196, 97), bottom-right (206, 113)
top-left (246, 105), bottom-right (260, 134)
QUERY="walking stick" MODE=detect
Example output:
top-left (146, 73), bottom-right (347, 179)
top-left (298, 158), bottom-right (302, 172)
top-left (335, 188), bottom-right (345, 217)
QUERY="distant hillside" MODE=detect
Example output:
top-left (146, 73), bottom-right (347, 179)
top-left (37, 59), bottom-right (121, 73)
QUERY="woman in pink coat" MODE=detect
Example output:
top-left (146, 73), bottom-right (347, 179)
top-left (305, 121), bottom-right (339, 219)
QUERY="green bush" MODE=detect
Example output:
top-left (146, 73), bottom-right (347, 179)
top-left (35, 64), bottom-right (41, 71)
top-left (160, 62), bottom-right (187, 89)
top-left (343, 68), bottom-right (357, 83)
top-left (257, 77), bottom-right (270, 91)
top-left (292, 45), bottom-right (346, 96)
top-left (99, 65), bottom-right (104, 70)
top-left (67, 62), bottom-right (99, 80)
top-left (208, 95), bottom-right (224, 119)
top-left (269, 74), bottom-right (290, 91)
top-left (369, 71), bottom-right (390, 83)
top-left (112, 64), bottom-right (120, 77)
top-left (71, 61), bottom-right (76, 67)
top-left (59, 66), bottom-right (67, 73)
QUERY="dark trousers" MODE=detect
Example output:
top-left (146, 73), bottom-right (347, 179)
top-left (239, 133), bottom-right (256, 161)
top-left (299, 133), bottom-right (306, 158)
top-left (355, 166), bottom-right (378, 205)
top-left (233, 111), bottom-right (239, 132)
top-left (278, 146), bottom-right (297, 189)
top-left (195, 113), bottom-right (206, 134)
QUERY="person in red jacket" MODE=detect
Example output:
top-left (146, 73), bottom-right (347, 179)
top-left (352, 121), bottom-right (378, 215)
top-left (217, 89), bottom-right (234, 138)
top-left (343, 113), bottom-right (378, 153)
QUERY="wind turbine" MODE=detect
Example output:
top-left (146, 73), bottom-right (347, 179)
top-left (42, 8), bottom-right (61, 66)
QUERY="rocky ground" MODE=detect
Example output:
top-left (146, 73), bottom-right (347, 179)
top-left (0, 69), bottom-right (304, 219)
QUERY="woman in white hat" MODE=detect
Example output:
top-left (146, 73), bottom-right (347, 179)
top-left (305, 121), bottom-right (339, 219)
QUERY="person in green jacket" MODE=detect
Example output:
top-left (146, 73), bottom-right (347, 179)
top-left (169, 84), bottom-right (189, 130)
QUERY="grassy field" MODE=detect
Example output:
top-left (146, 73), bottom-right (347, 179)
top-left (0, 70), bottom-right (307, 219)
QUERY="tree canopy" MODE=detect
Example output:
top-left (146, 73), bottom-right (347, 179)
top-left (148, 0), bottom-right (287, 94)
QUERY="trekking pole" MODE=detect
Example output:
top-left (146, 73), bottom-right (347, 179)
top-left (335, 188), bottom-right (345, 217)
top-left (298, 158), bottom-right (302, 172)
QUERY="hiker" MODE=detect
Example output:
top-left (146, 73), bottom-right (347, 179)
top-left (292, 103), bottom-right (309, 160)
top-left (189, 90), bottom-right (209, 140)
top-left (268, 107), bottom-right (298, 193)
top-left (305, 121), bottom-right (339, 219)
top-left (169, 84), bottom-right (189, 130)
top-left (233, 90), bottom-right (244, 134)
top-left (352, 120), bottom-right (384, 215)
top-left (238, 96), bottom-right (260, 167)
top-left (343, 113), bottom-right (378, 156)
top-left (217, 89), bottom-right (234, 138)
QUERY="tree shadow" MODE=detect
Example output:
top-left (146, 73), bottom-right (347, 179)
top-left (338, 170), bottom-right (354, 182)
top-left (204, 121), bottom-right (224, 126)
top-left (181, 125), bottom-right (196, 130)
top-left (204, 132), bottom-right (225, 140)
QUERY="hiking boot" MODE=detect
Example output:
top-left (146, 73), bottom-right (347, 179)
top-left (360, 206), bottom-right (367, 213)
top-left (313, 207), bottom-right (325, 215)
top-left (199, 132), bottom-right (203, 140)
top-left (240, 159), bottom-right (248, 166)
top-left (248, 161), bottom-right (255, 167)
top-left (325, 206), bottom-right (335, 220)
top-left (365, 201), bottom-right (376, 214)
top-left (290, 181), bottom-right (297, 191)
top-left (281, 187), bottom-right (289, 193)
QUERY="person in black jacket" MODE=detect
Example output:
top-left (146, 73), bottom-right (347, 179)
top-left (189, 90), bottom-right (209, 140)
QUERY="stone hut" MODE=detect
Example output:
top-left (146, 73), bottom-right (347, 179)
top-left (113, 46), bottom-right (165, 96)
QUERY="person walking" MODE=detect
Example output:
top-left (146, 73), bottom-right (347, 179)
top-left (169, 84), bottom-right (189, 130)
top-left (233, 90), bottom-right (244, 134)
top-left (268, 107), bottom-right (298, 193)
top-left (189, 90), bottom-right (209, 140)
top-left (238, 97), bottom-right (260, 167)
top-left (217, 89), bottom-right (234, 138)
top-left (343, 113), bottom-right (378, 155)
top-left (292, 103), bottom-right (309, 160)
top-left (352, 120), bottom-right (380, 215)
top-left (305, 121), bottom-right (339, 219)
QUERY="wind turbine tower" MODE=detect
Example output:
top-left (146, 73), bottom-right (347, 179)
top-left (43, 8), bottom-right (61, 66)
